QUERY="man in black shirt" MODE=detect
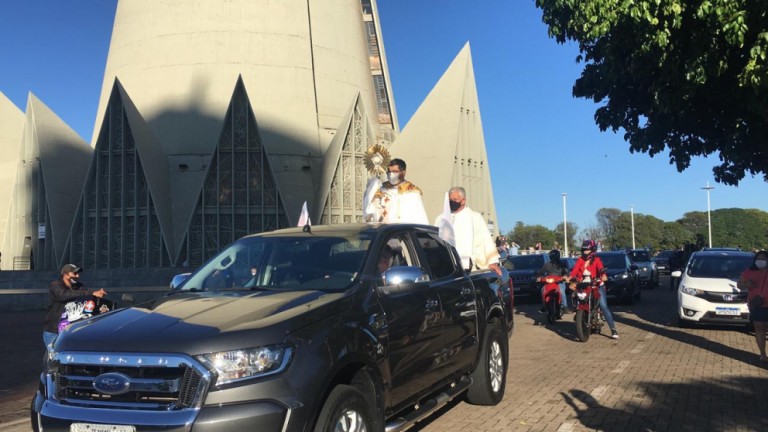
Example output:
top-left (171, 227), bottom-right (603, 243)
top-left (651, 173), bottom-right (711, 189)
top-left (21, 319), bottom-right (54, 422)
top-left (43, 264), bottom-right (106, 352)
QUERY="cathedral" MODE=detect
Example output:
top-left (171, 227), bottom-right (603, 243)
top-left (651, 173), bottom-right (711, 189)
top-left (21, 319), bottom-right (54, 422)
top-left (0, 0), bottom-right (497, 270)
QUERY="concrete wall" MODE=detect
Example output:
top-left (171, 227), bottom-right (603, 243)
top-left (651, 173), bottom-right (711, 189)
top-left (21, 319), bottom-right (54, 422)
top-left (0, 268), bottom-right (193, 312)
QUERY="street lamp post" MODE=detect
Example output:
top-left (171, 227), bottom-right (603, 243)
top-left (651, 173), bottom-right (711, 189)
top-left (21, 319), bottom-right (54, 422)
top-left (562, 193), bottom-right (568, 257)
top-left (702, 182), bottom-right (715, 248)
top-left (629, 205), bottom-right (636, 249)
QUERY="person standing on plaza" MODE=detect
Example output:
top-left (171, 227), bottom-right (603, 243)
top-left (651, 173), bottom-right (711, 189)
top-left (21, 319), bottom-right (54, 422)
top-left (569, 240), bottom-right (619, 339)
top-left (738, 250), bottom-right (768, 362)
top-left (441, 186), bottom-right (502, 277)
top-left (43, 264), bottom-right (106, 351)
top-left (364, 158), bottom-right (428, 224)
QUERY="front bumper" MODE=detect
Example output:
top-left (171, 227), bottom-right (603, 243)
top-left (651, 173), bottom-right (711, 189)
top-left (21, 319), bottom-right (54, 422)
top-left (604, 279), bottom-right (633, 298)
top-left (35, 394), bottom-right (288, 432)
top-left (677, 292), bottom-right (750, 325)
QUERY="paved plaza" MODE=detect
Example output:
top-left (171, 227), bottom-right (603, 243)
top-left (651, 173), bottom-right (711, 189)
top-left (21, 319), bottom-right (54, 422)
top-left (2, 277), bottom-right (767, 431)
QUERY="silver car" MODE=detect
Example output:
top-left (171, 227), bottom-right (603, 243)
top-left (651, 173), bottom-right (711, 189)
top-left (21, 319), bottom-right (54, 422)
top-left (629, 249), bottom-right (658, 288)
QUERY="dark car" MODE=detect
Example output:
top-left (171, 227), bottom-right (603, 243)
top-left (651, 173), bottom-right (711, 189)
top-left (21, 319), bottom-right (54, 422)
top-left (596, 251), bottom-right (641, 304)
top-left (33, 223), bottom-right (512, 432)
top-left (560, 257), bottom-right (576, 274)
top-left (652, 250), bottom-right (674, 275)
top-left (505, 253), bottom-right (550, 301)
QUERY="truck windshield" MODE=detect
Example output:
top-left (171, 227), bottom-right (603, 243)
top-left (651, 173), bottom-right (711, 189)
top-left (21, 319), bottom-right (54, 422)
top-left (178, 235), bottom-right (371, 292)
top-left (508, 255), bottom-right (543, 270)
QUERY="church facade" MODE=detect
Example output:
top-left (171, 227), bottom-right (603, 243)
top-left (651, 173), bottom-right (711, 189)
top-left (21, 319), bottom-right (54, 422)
top-left (0, 0), bottom-right (497, 270)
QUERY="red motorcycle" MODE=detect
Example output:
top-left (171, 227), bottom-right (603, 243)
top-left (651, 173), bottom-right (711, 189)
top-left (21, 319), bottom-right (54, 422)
top-left (538, 275), bottom-right (565, 324)
top-left (572, 281), bottom-right (606, 342)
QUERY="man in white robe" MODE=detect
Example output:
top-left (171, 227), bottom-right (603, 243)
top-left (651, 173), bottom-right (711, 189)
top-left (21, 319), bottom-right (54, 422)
top-left (446, 187), bottom-right (501, 276)
top-left (364, 158), bottom-right (428, 224)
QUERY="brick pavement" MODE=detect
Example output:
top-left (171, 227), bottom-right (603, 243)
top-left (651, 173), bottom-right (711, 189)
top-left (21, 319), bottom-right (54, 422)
top-left (2, 278), bottom-right (768, 431)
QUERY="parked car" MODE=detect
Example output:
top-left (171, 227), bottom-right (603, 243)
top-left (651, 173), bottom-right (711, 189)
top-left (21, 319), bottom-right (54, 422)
top-left (674, 249), bottom-right (754, 327)
top-left (595, 251), bottom-right (641, 304)
top-left (651, 250), bottom-right (674, 275)
top-left (33, 223), bottom-right (513, 432)
top-left (505, 253), bottom-right (551, 301)
top-left (629, 248), bottom-right (659, 288)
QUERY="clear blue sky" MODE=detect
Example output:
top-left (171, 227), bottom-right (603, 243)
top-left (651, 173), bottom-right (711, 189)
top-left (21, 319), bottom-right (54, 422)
top-left (1, 1), bottom-right (766, 237)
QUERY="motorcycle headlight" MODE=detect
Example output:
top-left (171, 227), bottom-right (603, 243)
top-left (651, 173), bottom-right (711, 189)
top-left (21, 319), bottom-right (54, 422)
top-left (680, 285), bottom-right (703, 296)
top-left (545, 277), bottom-right (554, 284)
top-left (576, 292), bottom-right (587, 300)
top-left (197, 344), bottom-right (292, 386)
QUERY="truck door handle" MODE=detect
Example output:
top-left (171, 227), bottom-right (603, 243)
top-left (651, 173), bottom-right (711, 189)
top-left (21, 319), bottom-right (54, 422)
top-left (425, 299), bottom-right (439, 309)
top-left (461, 287), bottom-right (472, 296)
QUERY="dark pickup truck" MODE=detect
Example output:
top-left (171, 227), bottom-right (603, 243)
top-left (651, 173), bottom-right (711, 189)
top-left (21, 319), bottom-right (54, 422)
top-left (33, 223), bottom-right (513, 432)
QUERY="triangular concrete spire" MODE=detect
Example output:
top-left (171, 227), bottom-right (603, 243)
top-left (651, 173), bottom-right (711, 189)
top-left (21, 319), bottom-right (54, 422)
top-left (115, 80), bottom-right (176, 258)
top-left (0, 92), bottom-right (25, 255)
top-left (316, 92), bottom-right (376, 224)
top-left (389, 42), bottom-right (497, 229)
top-left (3, 93), bottom-right (92, 268)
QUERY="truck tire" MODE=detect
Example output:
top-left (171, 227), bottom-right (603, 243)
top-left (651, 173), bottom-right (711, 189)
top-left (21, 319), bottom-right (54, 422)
top-left (466, 321), bottom-right (507, 405)
top-left (314, 384), bottom-right (375, 432)
top-left (575, 309), bottom-right (591, 342)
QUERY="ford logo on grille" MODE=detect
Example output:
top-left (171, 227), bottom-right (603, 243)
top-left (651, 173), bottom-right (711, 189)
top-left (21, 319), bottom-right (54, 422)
top-left (93, 372), bottom-right (132, 395)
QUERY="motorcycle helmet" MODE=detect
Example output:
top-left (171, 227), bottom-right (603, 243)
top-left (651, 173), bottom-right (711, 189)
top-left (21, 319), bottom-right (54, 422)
top-left (548, 249), bottom-right (561, 263)
top-left (581, 239), bottom-right (597, 260)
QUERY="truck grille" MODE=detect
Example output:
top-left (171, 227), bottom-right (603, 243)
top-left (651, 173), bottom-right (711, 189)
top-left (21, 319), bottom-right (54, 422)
top-left (49, 353), bottom-right (210, 411)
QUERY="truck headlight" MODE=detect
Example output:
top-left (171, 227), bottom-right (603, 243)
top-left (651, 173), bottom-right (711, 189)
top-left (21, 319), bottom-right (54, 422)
top-left (612, 274), bottom-right (628, 280)
top-left (198, 345), bottom-right (292, 385)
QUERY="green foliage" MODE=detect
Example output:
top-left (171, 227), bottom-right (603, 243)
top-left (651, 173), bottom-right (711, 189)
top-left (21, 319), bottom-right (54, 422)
top-left (505, 207), bottom-right (768, 252)
top-left (536, 0), bottom-right (768, 185)
top-left (554, 221), bottom-right (580, 252)
top-left (508, 221), bottom-right (556, 250)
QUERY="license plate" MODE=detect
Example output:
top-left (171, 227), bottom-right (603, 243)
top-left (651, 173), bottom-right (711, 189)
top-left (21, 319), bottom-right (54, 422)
top-left (715, 307), bottom-right (740, 316)
top-left (657, 266), bottom-right (666, 270)
top-left (71, 424), bottom-right (135, 432)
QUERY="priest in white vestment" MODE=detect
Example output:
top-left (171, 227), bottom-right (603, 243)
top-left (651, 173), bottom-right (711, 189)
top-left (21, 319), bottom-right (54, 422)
top-left (364, 158), bottom-right (428, 224)
top-left (444, 186), bottom-right (501, 276)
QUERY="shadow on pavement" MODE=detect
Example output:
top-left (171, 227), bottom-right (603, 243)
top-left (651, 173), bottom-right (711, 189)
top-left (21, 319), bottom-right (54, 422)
top-left (561, 376), bottom-right (768, 431)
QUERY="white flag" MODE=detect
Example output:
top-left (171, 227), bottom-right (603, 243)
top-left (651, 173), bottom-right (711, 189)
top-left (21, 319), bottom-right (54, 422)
top-left (297, 201), bottom-right (311, 227)
top-left (436, 192), bottom-right (455, 246)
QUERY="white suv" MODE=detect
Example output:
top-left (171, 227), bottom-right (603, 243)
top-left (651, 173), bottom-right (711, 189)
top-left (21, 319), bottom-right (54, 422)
top-left (673, 250), bottom-right (754, 327)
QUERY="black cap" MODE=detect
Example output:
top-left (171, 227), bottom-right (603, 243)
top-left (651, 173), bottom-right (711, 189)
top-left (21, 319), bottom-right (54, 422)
top-left (60, 264), bottom-right (82, 275)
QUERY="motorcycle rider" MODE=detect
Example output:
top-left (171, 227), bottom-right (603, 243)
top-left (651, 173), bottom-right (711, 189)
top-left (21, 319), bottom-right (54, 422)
top-left (537, 249), bottom-right (570, 313)
top-left (569, 240), bottom-right (619, 339)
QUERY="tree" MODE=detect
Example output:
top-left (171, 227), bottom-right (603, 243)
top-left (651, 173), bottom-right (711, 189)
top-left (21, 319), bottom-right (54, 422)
top-left (536, 0), bottom-right (768, 185)
top-left (509, 221), bottom-right (555, 250)
top-left (554, 221), bottom-right (579, 253)
top-left (595, 208), bottom-right (621, 246)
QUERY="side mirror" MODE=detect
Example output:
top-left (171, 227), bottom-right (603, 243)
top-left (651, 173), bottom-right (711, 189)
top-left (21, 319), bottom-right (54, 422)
top-left (670, 270), bottom-right (682, 278)
top-left (382, 266), bottom-right (430, 286)
top-left (170, 273), bottom-right (191, 289)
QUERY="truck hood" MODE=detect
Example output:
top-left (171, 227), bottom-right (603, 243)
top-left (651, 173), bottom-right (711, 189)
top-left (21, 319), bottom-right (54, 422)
top-left (56, 289), bottom-right (345, 354)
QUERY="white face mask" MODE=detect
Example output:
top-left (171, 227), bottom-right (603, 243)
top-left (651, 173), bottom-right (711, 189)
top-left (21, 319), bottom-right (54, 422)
top-left (387, 172), bottom-right (402, 185)
top-left (757, 260), bottom-right (768, 269)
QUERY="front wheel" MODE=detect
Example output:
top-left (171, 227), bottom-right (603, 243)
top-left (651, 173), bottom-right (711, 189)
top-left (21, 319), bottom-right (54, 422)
top-left (313, 385), bottom-right (375, 432)
top-left (546, 296), bottom-right (558, 324)
top-left (467, 321), bottom-right (508, 405)
top-left (575, 309), bottom-right (591, 342)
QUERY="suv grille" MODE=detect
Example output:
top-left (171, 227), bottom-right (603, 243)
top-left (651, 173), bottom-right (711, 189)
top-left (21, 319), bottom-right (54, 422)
top-left (50, 353), bottom-right (210, 411)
